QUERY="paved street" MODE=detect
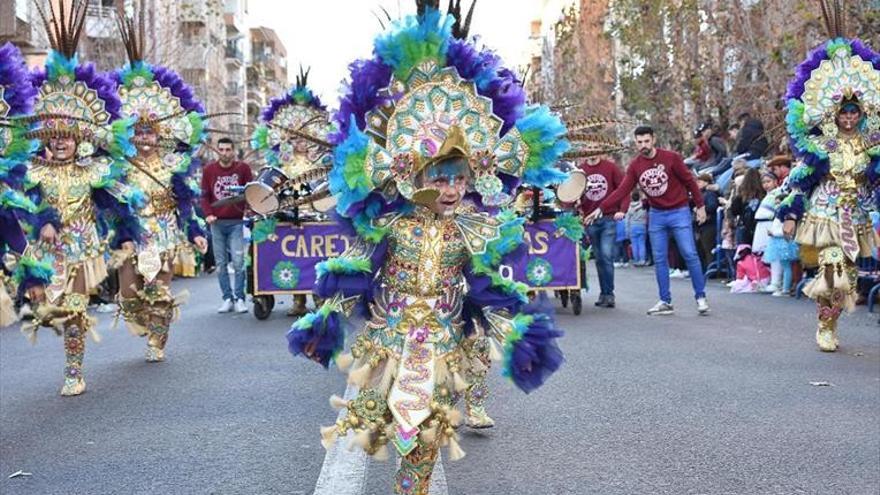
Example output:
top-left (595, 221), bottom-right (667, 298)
top-left (1, 268), bottom-right (878, 495)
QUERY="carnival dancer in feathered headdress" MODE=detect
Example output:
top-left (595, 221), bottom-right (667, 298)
top-left (21, 0), bottom-right (142, 396)
top-left (778, 0), bottom-right (880, 352)
top-left (112, 1), bottom-right (208, 363)
top-left (0, 42), bottom-right (52, 327)
top-left (284, 2), bottom-right (568, 492)
top-left (250, 66), bottom-right (334, 316)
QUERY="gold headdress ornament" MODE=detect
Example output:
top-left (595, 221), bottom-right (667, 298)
top-left (30, 0), bottom-right (131, 158)
top-left (114, 0), bottom-right (207, 148)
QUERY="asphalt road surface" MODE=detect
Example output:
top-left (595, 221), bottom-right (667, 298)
top-left (1, 267), bottom-right (878, 494)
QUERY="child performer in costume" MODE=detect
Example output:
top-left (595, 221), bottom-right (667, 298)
top-left (113, 4), bottom-right (208, 362)
top-left (285, 5), bottom-right (569, 493)
top-left (250, 66), bottom-right (333, 317)
top-left (779, 1), bottom-right (880, 352)
top-left (22, 0), bottom-right (142, 395)
top-left (0, 42), bottom-right (52, 327)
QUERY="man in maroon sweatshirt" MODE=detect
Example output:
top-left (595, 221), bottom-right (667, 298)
top-left (577, 155), bottom-right (630, 308)
top-left (588, 126), bottom-right (710, 316)
top-left (200, 137), bottom-right (253, 314)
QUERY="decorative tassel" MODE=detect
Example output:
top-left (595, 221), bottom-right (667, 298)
top-left (372, 443), bottom-right (389, 461)
top-left (352, 429), bottom-right (372, 450)
top-left (329, 394), bottom-right (349, 410)
top-left (452, 371), bottom-right (468, 393)
top-left (419, 425), bottom-right (438, 445)
top-left (447, 435), bottom-right (466, 461)
top-left (335, 352), bottom-right (354, 371)
top-left (447, 408), bottom-right (463, 427)
top-left (0, 284), bottom-right (16, 327)
top-left (347, 362), bottom-right (372, 388)
top-left (320, 425), bottom-right (339, 450)
top-left (434, 358), bottom-right (450, 385)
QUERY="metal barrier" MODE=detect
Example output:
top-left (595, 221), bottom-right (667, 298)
top-left (704, 206), bottom-right (734, 280)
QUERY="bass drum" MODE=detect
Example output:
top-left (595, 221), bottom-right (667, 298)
top-left (556, 169), bottom-right (587, 204)
top-left (245, 166), bottom-right (289, 215)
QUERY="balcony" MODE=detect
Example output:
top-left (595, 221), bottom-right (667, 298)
top-left (180, 0), bottom-right (208, 25)
top-left (225, 46), bottom-right (243, 66)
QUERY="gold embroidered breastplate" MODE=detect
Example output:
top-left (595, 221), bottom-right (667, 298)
top-left (131, 153), bottom-right (176, 217)
top-left (381, 213), bottom-right (469, 297)
top-left (28, 157), bottom-right (110, 227)
top-left (827, 135), bottom-right (869, 195)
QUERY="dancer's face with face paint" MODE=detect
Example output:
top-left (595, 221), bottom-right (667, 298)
top-left (419, 157), bottom-right (470, 216)
top-left (836, 102), bottom-right (861, 134)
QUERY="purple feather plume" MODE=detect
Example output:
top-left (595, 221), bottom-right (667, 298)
top-left (332, 57), bottom-right (394, 139)
top-left (261, 91), bottom-right (325, 123)
top-left (92, 188), bottom-right (142, 248)
top-left (0, 42), bottom-right (37, 116)
top-left (506, 295), bottom-right (565, 394)
top-left (0, 209), bottom-right (28, 255)
top-left (850, 39), bottom-right (880, 70)
top-left (148, 65), bottom-right (205, 114)
top-left (286, 309), bottom-right (348, 369)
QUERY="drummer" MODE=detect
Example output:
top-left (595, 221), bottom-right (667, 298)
top-left (573, 154), bottom-right (630, 309)
top-left (200, 138), bottom-right (254, 314)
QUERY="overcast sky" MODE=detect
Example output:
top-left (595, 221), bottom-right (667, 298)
top-left (247, 0), bottom-right (541, 105)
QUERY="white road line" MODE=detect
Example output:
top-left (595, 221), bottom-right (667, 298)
top-left (313, 384), bottom-right (368, 495)
top-left (313, 383), bottom-right (449, 495)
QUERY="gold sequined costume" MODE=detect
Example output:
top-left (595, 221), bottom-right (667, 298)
top-left (285, 7), bottom-right (570, 494)
top-left (113, 6), bottom-right (207, 362)
top-left (780, 12), bottom-right (880, 352)
top-left (21, 0), bottom-right (143, 396)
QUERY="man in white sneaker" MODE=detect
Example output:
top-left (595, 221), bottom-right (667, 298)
top-left (200, 138), bottom-right (253, 313)
top-left (587, 126), bottom-right (710, 316)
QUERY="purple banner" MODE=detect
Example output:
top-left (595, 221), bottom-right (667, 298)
top-left (253, 222), bottom-right (353, 294)
top-left (501, 220), bottom-right (582, 290)
top-left (253, 219), bottom-right (581, 294)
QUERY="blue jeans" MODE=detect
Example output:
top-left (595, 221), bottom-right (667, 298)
top-left (587, 217), bottom-right (617, 296)
top-left (648, 207), bottom-right (707, 303)
top-left (630, 224), bottom-right (647, 263)
top-left (211, 220), bottom-right (246, 301)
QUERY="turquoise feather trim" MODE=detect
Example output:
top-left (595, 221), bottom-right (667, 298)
top-left (516, 105), bottom-right (570, 187)
top-left (0, 188), bottom-right (37, 212)
top-left (329, 117), bottom-right (373, 216)
top-left (553, 212), bottom-right (585, 242)
top-left (316, 257), bottom-right (371, 278)
top-left (251, 218), bottom-right (278, 244)
top-left (12, 255), bottom-right (53, 287)
top-left (106, 117), bottom-right (137, 161)
top-left (374, 8), bottom-right (453, 80)
top-left (119, 61), bottom-right (155, 88)
top-left (469, 210), bottom-right (528, 300)
top-left (45, 51), bottom-right (76, 82)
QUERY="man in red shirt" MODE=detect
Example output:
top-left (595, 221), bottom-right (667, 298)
top-left (200, 138), bottom-right (254, 314)
top-left (577, 155), bottom-right (629, 308)
top-left (588, 126), bottom-right (710, 316)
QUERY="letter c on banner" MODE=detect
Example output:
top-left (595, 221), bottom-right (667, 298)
top-left (498, 264), bottom-right (514, 281)
top-left (281, 235), bottom-right (297, 257)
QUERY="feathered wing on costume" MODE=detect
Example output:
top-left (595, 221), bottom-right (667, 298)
top-left (0, 42), bottom-right (52, 325)
top-left (777, 36), bottom-right (880, 221)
